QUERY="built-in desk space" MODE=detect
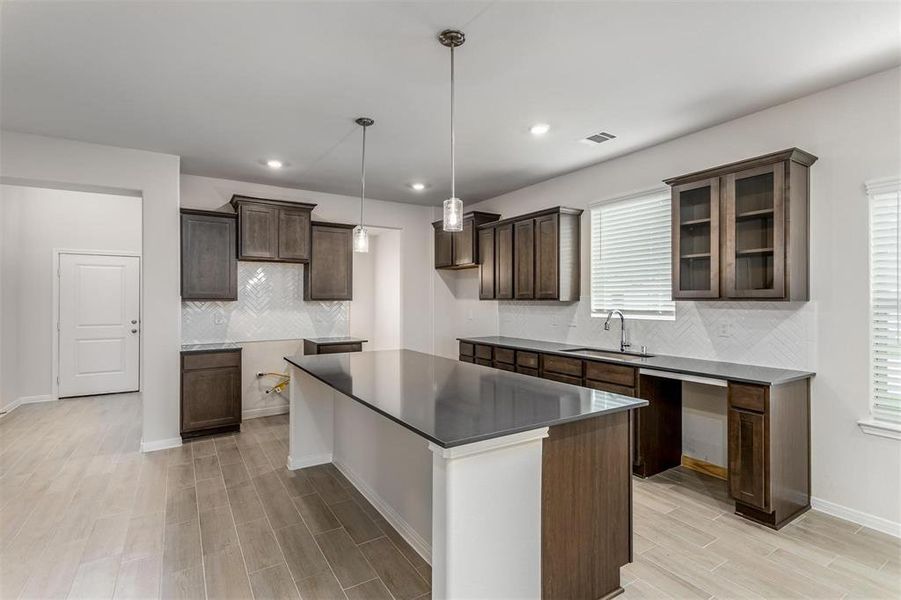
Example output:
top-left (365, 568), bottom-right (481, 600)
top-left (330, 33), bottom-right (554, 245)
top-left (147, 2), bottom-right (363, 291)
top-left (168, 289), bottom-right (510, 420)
top-left (458, 336), bottom-right (814, 530)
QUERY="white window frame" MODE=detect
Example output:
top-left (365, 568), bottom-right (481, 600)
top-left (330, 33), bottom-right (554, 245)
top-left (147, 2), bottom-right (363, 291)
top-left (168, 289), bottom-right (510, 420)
top-left (860, 176), bottom-right (901, 440)
top-left (589, 187), bottom-right (675, 321)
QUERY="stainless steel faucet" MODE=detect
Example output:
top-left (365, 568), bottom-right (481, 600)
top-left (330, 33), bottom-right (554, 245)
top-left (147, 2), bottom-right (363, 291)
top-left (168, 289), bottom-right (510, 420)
top-left (603, 310), bottom-right (630, 352)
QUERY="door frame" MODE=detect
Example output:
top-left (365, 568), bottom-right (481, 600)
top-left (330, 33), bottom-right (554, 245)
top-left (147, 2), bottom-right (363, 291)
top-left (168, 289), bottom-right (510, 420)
top-left (52, 249), bottom-right (142, 400)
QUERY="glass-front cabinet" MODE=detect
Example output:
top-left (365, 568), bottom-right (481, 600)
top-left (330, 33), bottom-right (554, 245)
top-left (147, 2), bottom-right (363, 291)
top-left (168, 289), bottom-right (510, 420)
top-left (665, 148), bottom-right (816, 302)
top-left (672, 178), bottom-right (720, 299)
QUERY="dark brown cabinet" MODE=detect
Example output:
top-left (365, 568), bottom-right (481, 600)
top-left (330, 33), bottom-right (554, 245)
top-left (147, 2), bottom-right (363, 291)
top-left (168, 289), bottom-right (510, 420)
top-left (728, 407), bottom-right (768, 510)
top-left (230, 195), bottom-right (316, 263)
top-left (180, 209), bottom-right (237, 301)
top-left (304, 221), bottom-right (354, 300)
top-left (181, 348), bottom-right (242, 438)
top-left (495, 223), bottom-right (514, 299)
top-left (432, 212), bottom-right (501, 270)
top-left (513, 219), bottom-right (535, 298)
top-left (479, 207), bottom-right (582, 302)
top-left (665, 148), bottom-right (816, 301)
top-left (303, 337), bottom-right (366, 355)
top-left (478, 227), bottom-right (495, 299)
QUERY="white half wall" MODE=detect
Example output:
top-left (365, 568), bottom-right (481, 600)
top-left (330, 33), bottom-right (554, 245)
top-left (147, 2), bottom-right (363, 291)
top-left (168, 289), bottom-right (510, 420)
top-left (0, 131), bottom-right (181, 448)
top-left (456, 68), bottom-right (901, 528)
top-left (0, 185), bottom-right (142, 408)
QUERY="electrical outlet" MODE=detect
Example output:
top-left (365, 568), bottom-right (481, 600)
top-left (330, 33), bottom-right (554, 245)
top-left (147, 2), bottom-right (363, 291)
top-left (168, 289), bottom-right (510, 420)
top-left (717, 322), bottom-right (734, 338)
top-left (213, 314), bottom-right (226, 326)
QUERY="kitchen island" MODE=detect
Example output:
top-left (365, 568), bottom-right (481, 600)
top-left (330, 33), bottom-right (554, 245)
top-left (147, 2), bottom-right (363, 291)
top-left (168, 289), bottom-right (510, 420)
top-left (284, 349), bottom-right (646, 599)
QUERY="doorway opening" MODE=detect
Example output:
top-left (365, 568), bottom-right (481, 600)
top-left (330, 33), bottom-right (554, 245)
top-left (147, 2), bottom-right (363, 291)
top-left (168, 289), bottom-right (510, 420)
top-left (350, 226), bottom-right (401, 350)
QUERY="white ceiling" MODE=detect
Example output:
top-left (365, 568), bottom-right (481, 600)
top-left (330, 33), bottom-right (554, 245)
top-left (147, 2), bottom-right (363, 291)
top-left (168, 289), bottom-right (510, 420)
top-left (2, 2), bottom-right (899, 206)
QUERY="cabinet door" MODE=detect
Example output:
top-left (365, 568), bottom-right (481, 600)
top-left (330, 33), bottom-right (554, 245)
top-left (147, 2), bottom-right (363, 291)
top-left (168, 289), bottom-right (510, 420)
top-left (513, 219), bottom-right (535, 299)
top-left (277, 207), bottom-right (311, 262)
top-left (496, 223), bottom-right (514, 299)
top-left (478, 227), bottom-right (495, 299)
top-left (728, 408), bottom-right (769, 510)
top-left (723, 162), bottom-right (785, 299)
top-left (534, 213), bottom-right (559, 299)
top-left (181, 366), bottom-right (241, 433)
top-left (238, 203), bottom-right (279, 260)
top-left (672, 178), bottom-right (720, 299)
top-left (434, 226), bottom-right (454, 268)
top-left (306, 225), bottom-right (353, 300)
top-left (454, 218), bottom-right (475, 266)
top-left (181, 213), bottom-right (237, 300)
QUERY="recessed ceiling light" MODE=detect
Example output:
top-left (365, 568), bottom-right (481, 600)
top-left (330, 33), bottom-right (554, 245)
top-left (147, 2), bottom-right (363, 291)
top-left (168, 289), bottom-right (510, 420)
top-left (266, 159), bottom-right (284, 169)
top-left (530, 123), bottom-right (550, 136)
top-left (410, 182), bottom-right (427, 191)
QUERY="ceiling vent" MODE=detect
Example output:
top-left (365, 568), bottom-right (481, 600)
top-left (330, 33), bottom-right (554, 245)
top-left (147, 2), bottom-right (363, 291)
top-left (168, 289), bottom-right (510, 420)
top-left (585, 131), bottom-right (617, 144)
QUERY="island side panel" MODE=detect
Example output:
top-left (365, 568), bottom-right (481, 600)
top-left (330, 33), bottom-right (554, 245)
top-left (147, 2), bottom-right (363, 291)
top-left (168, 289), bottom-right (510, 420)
top-left (542, 411), bottom-right (632, 600)
top-left (287, 366), bottom-right (335, 469)
top-left (430, 429), bottom-right (548, 600)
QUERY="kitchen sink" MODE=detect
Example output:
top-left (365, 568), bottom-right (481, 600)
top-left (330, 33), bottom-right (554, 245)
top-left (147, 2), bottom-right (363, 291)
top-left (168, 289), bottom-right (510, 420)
top-left (560, 348), bottom-right (653, 361)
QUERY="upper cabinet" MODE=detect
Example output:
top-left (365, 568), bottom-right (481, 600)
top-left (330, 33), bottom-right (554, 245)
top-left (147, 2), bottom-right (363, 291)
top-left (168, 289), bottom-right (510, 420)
top-left (230, 195), bottom-right (316, 263)
top-left (665, 148), bottom-right (817, 301)
top-left (478, 207), bottom-right (582, 302)
top-left (433, 211), bottom-right (501, 269)
top-left (180, 209), bottom-right (238, 301)
top-left (304, 221), bottom-right (354, 301)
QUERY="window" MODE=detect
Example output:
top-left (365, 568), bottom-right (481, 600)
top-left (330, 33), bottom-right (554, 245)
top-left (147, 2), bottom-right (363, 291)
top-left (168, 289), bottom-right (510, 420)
top-left (867, 177), bottom-right (901, 427)
top-left (590, 189), bottom-right (675, 320)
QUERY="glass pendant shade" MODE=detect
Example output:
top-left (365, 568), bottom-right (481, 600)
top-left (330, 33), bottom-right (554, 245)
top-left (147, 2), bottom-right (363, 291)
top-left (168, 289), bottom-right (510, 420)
top-left (443, 197), bottom-right (463, 232)
top-left (353, 225), bottom-right (369, 253)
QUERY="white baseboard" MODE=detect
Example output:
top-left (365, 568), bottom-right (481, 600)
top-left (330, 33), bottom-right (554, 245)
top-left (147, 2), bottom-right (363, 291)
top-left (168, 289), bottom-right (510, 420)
top-left (242, 404), bottom-right (289, 420)
top-left (334, 460), bottom-right (432, 565)
top-left (811, 496), bottom-right (900, 538)
top-left (0, 394), bottom-right (57, 416)
top-left (287, 453), bottom-right (333, 470)
top-left (140, 437), bottom-right (182, 453)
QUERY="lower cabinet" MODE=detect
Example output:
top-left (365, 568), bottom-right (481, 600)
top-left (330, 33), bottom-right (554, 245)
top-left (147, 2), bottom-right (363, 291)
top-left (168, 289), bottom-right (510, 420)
top-left (181, 349), bottom-right (242, 438)
top-left (728, 407), bottom-right (768, 510)
top-left (303, 338), bottom-right (365, 355)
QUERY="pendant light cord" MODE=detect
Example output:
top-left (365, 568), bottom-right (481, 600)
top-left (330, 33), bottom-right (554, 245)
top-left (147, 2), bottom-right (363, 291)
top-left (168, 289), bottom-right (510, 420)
top-left (360, 124), bottom-right (366, 227)
top-left (450, 44), bottom-right (456, 200)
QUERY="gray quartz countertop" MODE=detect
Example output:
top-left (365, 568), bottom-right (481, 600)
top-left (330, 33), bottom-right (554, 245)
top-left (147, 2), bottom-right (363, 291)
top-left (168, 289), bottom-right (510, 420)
top-left (181, 342), bottom-right (242, 353)
top-left (457, 336), bottom-right (814, 385)
top-left (303, 337), bottom-right (367, 345)
top-left (284, 349), bottom-right (646, 448)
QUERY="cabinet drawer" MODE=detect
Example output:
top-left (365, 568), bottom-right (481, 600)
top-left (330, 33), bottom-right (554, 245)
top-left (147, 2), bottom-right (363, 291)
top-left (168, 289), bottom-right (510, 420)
top-left (494, 347), bottom-right (515, 365)
top-left (516, 351), bottom-right (539, 369)
top-left (543, 372), bottom-right (583, 386)
top-left (460, 355), bottom-right (474, 363)
top-left (318, 343), bottom-right (362, 354)
top-left (584, 362), bottom-right (636, 388)
top-left (182, 350), bottom-right (241, 371)
top-left (459, 342), bottom-right (474, 357)
top-left (584, 379), bottom-right (636, 397)
top-left (517, 366), bottom-right (539, 377)
top-left (730, 383), bottom-right (768, 413)
top-left (542, 354), bottom-right (583, 377)
top-left (475, 345), bottom-right (494, 360)
top-left (475, 358), bottom-right (493, 367)
top-left (495, 362), bottom-right (515, 372)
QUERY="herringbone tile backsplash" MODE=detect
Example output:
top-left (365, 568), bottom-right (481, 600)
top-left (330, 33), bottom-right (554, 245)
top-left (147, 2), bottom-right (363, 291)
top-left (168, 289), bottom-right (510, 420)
top-left (182, 263), bottom-right (349, 344)
top-left (498, 300), bottom-right (815, 370)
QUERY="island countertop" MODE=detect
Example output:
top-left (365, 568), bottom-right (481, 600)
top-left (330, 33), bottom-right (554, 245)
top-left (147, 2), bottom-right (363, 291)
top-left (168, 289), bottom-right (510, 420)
top-left (458, 336), bottom-right (815, 385)
top-left (284, 349), bottom-right (646, 448)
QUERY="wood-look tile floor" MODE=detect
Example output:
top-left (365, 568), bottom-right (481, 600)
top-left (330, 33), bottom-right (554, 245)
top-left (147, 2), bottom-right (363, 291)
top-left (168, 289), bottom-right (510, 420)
top-left (1, 394), bottom-right (899, 599)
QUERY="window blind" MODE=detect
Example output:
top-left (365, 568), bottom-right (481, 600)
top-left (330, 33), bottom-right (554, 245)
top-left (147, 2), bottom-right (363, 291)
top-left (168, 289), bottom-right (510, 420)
top-left (868, 177), bottom-right (901, 423)
top-left (590, 190), bottom-right (675, 319)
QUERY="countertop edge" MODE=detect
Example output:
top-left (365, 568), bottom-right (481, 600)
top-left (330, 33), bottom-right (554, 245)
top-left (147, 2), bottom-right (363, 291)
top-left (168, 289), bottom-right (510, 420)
top-left (456, 336), bottom-right (815, 386)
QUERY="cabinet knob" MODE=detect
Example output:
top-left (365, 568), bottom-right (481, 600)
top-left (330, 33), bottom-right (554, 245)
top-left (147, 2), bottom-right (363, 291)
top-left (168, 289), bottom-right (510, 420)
top-left (131, 329), bottom-right (138, 334)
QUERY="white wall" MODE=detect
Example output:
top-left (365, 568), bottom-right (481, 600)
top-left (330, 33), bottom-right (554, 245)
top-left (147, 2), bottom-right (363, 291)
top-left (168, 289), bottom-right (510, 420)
top-left (0, 185), bottom-right (142, 407)
top-left (447, 68), bottom-right (901, 529)
top-left (0, 131), bottom-right (181, 450)
top-left (181, 174), bottom-right (432, 416)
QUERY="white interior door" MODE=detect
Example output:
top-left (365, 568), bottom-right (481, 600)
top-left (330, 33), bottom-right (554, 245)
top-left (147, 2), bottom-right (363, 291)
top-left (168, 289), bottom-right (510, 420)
top-left (58, 253), bottom-right (140, 398)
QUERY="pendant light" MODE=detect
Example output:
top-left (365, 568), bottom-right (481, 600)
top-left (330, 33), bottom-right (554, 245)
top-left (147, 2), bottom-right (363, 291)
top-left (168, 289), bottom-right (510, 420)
top-left (353, 116), bottom-right (374, 253)
top-left (439, 29), bottom-right (465, 232)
